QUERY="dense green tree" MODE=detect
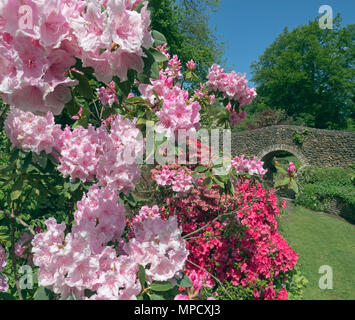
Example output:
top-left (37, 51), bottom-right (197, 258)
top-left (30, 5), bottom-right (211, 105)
top-left (251, 15), bottom-right (354, 130)
top-left (149, 0), bottom-right (225, 83)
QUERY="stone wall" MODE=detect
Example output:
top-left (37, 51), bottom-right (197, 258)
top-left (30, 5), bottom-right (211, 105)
top-left (230, 125), bottom-right (355, 167)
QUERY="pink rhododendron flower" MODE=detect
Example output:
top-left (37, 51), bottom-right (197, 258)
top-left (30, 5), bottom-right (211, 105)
top-left (231, 155), bottom-right (268, 176)
top-left (156, 43), bottom-right (170, 59)
top-left (209, 94), bottom-right (215, 105)
top-left (15, 232), bottom-right (33, 258)
top-left (4, 107), bottom-right (62, 155)
top-left (0, 0), bottom-right (154, 114)
top-left (58, 124), bottom-right (106, 182)
top-left (32, 216), bottom-right (141, 300)
top-left (207, 64), bottom-right (257, 107)
top-left (186, 59), bottom-right (196, 71)
top-left (155, 89), bottom-right (201, 138)
top-left (71, 107), bottom-right (82, 120)
top-left (125, 211), bottom-right (189, 282)
top-left (171, 170), bottom-right (193, 193)
top-left (74, 185), bottom-right (126, 242)
top-left (153, 165), bottom-right (175, 186)
top-left (167, 55), bottom-right (182, 78)
top-left (130, 205), bottom-right (161, 230)
top-left (153, 166), bottom-right (193, 194)
top-left (96, 115), bottom-right (143, 193)
top-left (287, 162), bottom-right (296, 174)
top-left (230, 110), bottom-right (246, 126)
top-left (97, 82), bottom-right (118, 106)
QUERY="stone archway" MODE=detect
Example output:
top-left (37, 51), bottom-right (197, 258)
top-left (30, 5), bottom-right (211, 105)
top-left (257, 144), bottom-right (309, 167)
top-left (257, 144), bottom-right (308, 182)
top-left (230, 125), bottom-right (355, 168)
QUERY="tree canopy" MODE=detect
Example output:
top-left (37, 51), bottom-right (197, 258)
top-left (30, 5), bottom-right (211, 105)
top-left (251, 15), bottom-right (354, 130)
top-left (149, 0), bottom-right (225, 83)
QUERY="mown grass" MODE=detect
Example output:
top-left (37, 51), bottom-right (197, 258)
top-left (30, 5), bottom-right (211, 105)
top-left (278, 205), bottom-right (355, 300)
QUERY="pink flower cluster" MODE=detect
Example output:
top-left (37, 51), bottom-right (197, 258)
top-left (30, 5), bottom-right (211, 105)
top-left (155, 86), bottom-right (201, 138)
top-left (287, 162), bottom-right (296, 174)
top-left (0, 0), bottom-right (153, 115)
top-left (97, 81), bottom-right (118, 106)
top-left (156, 43), bottom-right (170, 59)
top-left (32, 193), bottom-right (188, 299)
top-left (139, 56), bottom-right (201, 138)
top-left (0, 0), bottom-right (78, 114)
top-left (74, 185), bottom-right (126, 243)
top-left (4, 108), bottom-right (62, 155)
top-left (0, 245), bottom-right (8, 292)
top-left (32, 215), bottom-right (140, 300)
top-left (174, 270), bottom-right (216, 300)
top-left (58, 116), bottom-right (143, 193)
top-left (5, 107), bottom-right (142, 193)
top-left (58, 124), bottom-right (106, 182)
top-left (32, 185), bottom-right (137, 300)
top-left (207, 64), bottom-right (257, 107)
top-left (231, 155), bottom-right (268, 177)
top-left (152, 165), bottom-right (193, 194)
top-left (193, 83), bottom-right (216, 106)
top-left (125, 206), bottom-right (189, 282)
top-left (96, 115), bottom-right (143, 193)
top-left (186, 60), bottom-right (197, 71)
top-left (15, 232), bottom-right (33, 261)
top-left (226, 103), bottom-right (247, 126)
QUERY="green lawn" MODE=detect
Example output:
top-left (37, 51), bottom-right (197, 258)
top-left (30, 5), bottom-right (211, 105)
top-left (278, 205), bottom-right (355, 300)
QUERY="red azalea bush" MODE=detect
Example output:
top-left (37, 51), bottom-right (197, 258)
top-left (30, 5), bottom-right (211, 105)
top-left (153, 165), bottom-right (299, 300)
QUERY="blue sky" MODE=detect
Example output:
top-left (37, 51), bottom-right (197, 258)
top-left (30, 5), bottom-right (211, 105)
top-left (210, 0), bottom-right (355, 86)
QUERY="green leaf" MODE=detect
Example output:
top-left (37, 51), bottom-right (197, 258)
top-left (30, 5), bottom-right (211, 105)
top-left (205, 170), bottom-right (212, 178)
top-left (10, 190), bottom-right (22, 201)
top-left (9, 149), bottom-right (19, 162)
top-left (275, 177), bottom-right (290, 188)
top-left (195, 166), bottom-right (208, 173)
top-left (12, 177), bottom-right (24, 192)
top-left (47, 154), bottom-right (59, 166)
top-left (65, 98), bottom-right (80, 117)
top-left (176, 273), bottom-right (193, 288)
top-left (138, 265), bottom-right (146, 289)
top-left (71, 70), bottom-right (94, 99)
top-left (204, 177), bottom-right (213, 189)
top-left (125, 97), bottom-right (149, 105)
top-left (150, 293), bottom-right (165, 300)
top-left (113, 77), bottom-right (131, 100)
top-left (34, 287), bottom-right (50, 300)
top-left (150, 281), bottom-right (173, 292)
top-left (191, 172), bottom-right (202, 178)
top-left (277, 167), bottom-right (288, 175)
top-left (152, 30), bottom-right (167, 46)
top-left (213, 176), bottom-right (225, 189)
top-left (290, 179), bottom-right (299, 193)
top-left (70, 180), bottom-right (81, 192)
top-left (136, 72), bottom-right (151, 84)
top-left (37, 153), bottom-right (48, 169)
top-left (142, 49), bottom-right (160, 79)
top-left (149, 48), bottom-right (168, 63)
top-left (23, 152), bottom-right (33, 169)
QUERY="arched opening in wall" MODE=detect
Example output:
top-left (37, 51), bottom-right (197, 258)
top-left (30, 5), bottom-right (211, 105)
top-left (261, 150), bottom-right (303, 197)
